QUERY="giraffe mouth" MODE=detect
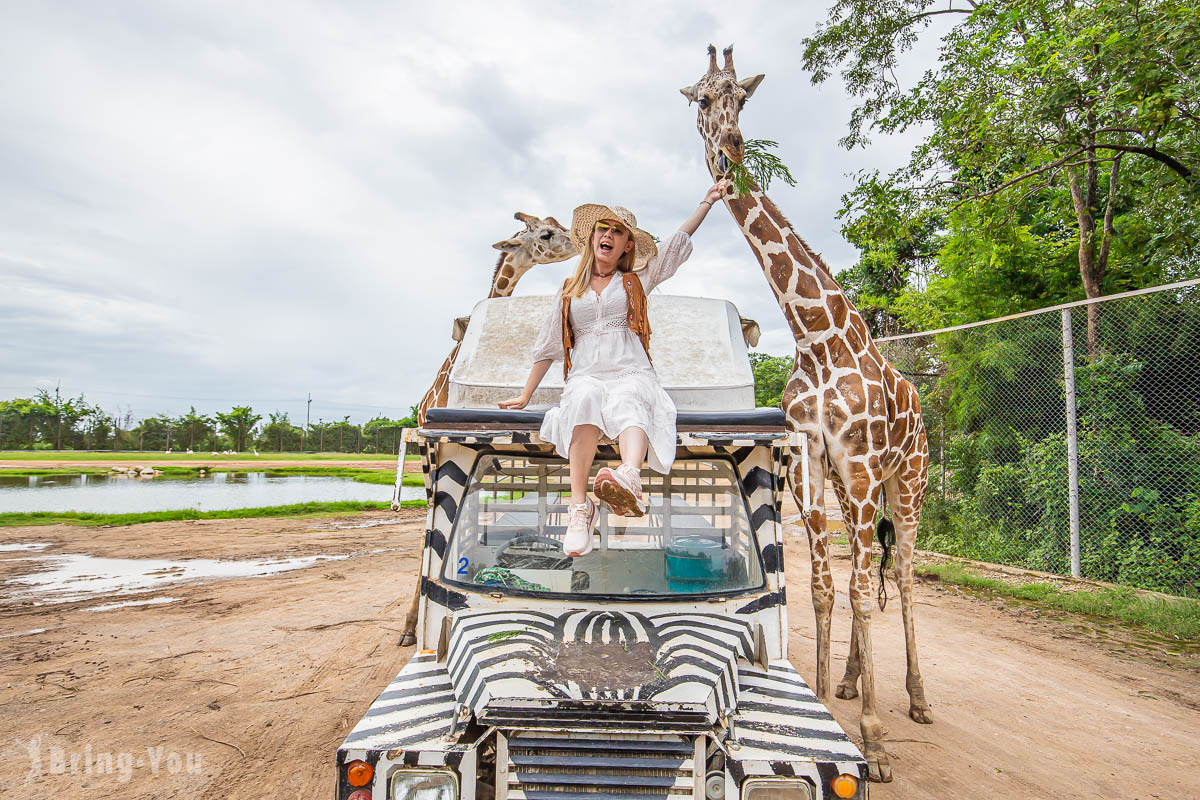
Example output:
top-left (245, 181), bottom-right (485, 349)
top-left (715, 148), bottom-right (741, 177)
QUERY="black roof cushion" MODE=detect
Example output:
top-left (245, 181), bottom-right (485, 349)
top-left (424, 407), bottom-right (785, 427)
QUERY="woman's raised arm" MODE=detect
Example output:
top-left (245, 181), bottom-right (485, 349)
top-left (678, 179), bottom-right (728, 236)
top-left (641, 179), bottom-right (726, 293)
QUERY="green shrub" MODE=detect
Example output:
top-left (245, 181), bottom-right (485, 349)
top-left (918, 353), bottom-right (1200, 598)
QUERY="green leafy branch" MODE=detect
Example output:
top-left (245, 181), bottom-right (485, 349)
top-left (486, 627), bottom-right (529, 642)
top-left (729, 139), bottom-right (798, 197)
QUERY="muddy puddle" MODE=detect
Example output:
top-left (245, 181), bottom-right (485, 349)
top-left (2, 551), bottom-right (350, 604)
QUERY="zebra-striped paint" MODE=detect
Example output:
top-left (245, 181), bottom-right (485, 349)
top-left (444, 609), bottom-right (754, 721)
top-left (340, 432), bottom-right (865, 798)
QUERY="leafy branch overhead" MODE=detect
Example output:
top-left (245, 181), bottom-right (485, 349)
top-left (730, 139), bottom-right (798, 197)
top-left (802, 0), bottom-right (1200, 356)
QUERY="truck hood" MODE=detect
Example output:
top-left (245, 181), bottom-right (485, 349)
top-left (444, 609), bottom-right (758, 726)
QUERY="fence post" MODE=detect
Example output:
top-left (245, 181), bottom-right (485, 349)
top-left (1061, 308), bottom-right (1082, 578)
top-left (939, 414), bottom-right (946, 500)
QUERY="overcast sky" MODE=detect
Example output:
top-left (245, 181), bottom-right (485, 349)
top-left (1, 1), bottom-right (940, 426)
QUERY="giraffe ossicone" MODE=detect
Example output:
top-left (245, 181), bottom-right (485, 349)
top-left (683, 44), bottom-right (933, 784)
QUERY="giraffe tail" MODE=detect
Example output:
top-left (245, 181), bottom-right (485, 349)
top-left (876, 516), bottom-right (896, 611)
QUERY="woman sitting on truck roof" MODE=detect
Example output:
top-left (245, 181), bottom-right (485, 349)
top-left (499, 180), bottom-right (727, 558)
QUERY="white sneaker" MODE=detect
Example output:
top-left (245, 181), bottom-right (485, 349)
top-left (593, 464), bottom-right (647, 517)
top-left (563, 498), bottom-right (597, 557)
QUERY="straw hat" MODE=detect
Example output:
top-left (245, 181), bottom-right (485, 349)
top-left (570, 204), bottom-right (658, 271)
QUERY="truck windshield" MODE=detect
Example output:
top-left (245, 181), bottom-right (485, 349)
top-left (441, 453), bottom-right (765, 597)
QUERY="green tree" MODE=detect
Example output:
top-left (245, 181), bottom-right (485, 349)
top-left (132, 415), bottom-right (175, 451)
top-left (81, 405), bottom-right (111, 450)
top-left (258, 411), bottom-right (304, 452)
top-left (309, 418), bottom-right (331, 453)
top-left (0, 398), bottom-right (39, 449)
top-left (805, 0), bottom-right (1200, 352)
top-left (179, 407), bottom-right (214, 451)
top-left (29, 388), bottom-right (89, 450)
top-left (327, 416), bottom-right (362, 453)
top-left (364, 416), bottom-right (403, 454)
top-left (836, 173), bottom-right (947, 335)
top-left (215, 406), bottom-right (262, 452)
top-left (749, 352), bottom-right (794, 408)
top-left (400, 405), bottom-right (418, 428)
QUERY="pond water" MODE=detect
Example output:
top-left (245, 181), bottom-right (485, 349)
top-left (0, 472), bottom-right (425, 514)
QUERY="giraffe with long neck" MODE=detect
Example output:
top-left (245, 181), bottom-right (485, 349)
top-left (682, 45), bottom-right (932, 783)
top-left (417, 212), bottom-right (576, 425)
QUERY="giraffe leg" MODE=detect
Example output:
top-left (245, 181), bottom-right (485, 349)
top-left (791, 451), bottom-right (833, 703)
top-left (845, 486), bottom-right (890, 782)
top-left (886, 456), bottom-right (933, 724)
top-left (835, 614), bottom-right (861, 700)
top-left (398, 581), bottom-right (420, 647)
top-left (830, 476), bottom-right (862, 700)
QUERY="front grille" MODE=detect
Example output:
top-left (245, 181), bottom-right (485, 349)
top-left (501, 732), bottom-right (698, 800)
top-left (482, 705), bottom-right (711, 733)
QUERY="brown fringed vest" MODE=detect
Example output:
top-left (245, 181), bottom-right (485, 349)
top-left (560, 272), bottom-right (652, 380)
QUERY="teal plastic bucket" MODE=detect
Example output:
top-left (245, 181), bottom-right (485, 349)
top-left (665, 535), bottom-right (727, 590)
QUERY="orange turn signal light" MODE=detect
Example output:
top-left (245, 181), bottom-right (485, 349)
top-left (830, 773), bottom-right (858, 798)
top-left (347, 759), bottom-right (374, 787)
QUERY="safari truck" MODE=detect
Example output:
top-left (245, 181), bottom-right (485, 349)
top-left (337, 294), bottom-right (868, 800)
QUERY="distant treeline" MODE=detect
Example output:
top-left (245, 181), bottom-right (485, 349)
top-left (0, 391), bottom-right (418, 454)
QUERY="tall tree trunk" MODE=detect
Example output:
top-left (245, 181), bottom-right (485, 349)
top-left (1066, 158), bottom-right (1104, 360)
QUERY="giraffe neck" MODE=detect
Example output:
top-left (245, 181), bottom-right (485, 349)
top-left (717, 170), bottom-right (861, 347)
top-left (488, 253), bottom-right (531, 298)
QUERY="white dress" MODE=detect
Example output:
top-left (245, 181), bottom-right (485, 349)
top-left (530, 231), bottom-right (693, 474)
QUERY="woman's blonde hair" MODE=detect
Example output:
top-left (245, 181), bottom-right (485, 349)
top-left (563, 233), bottom-right (637, 298)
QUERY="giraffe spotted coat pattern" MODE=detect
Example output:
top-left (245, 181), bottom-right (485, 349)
top-left (682, 44), bottom-right (932, 784)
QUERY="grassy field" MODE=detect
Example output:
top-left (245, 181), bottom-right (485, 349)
top-left (0, 450), bottom-right (417, 462)
top-left (0, 500), bottom-right (427, 528)
top-left (0, 464), bottom-right (424, 486)
top-left (917, 561), bottom-right (1200, 641)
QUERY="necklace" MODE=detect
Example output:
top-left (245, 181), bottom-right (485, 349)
top-left (595, 269), bottom-right (615, 279)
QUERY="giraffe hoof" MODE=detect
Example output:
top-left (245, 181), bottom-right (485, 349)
top-left (910, 705), bottom-right (934, 724)
top-left (398, 632), bottom-right (417, 647)
top-left (834, 682), bottom-right (859, 700)
top-left (866, 757), bottom-right (893, 783)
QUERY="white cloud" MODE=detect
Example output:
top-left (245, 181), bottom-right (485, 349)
top-left (0, 0), bottom-right (941, 424)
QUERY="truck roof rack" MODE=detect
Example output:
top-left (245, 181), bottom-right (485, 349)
top-left (424, 406), bottom-right (785, 430)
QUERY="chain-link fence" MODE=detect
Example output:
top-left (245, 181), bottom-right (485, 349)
top-left (877, 279), bottom-right (1200, 599)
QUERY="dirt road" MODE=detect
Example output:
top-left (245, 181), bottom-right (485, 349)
top-left (1, 511), bottom-right (1196, 799)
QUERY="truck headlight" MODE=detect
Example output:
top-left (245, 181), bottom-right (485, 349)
top-left (742, 778), bottom-right (815, 800)
top-left (390, 771), bottom-right (458, 800)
